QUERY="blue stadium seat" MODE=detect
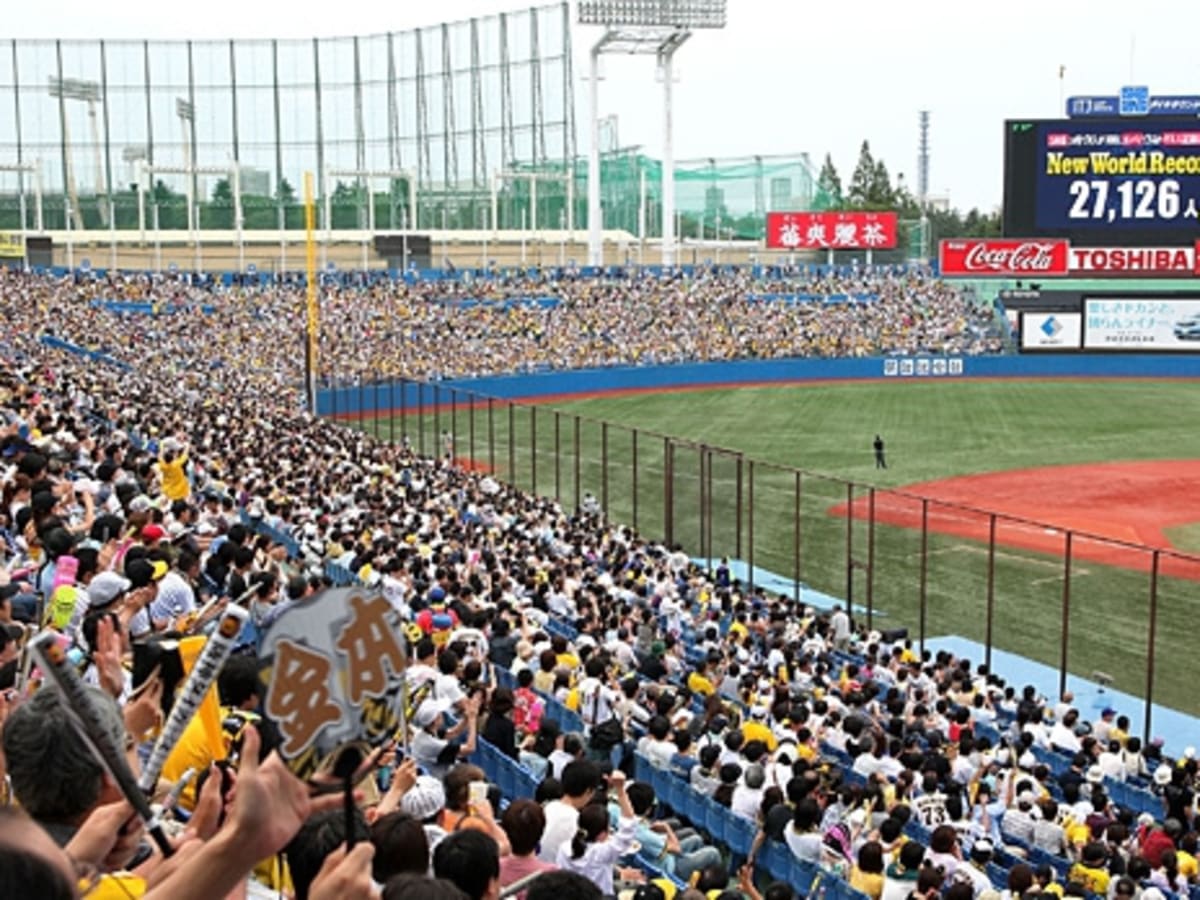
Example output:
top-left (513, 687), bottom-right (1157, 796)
top-left (684, 785), bottom-right (707, 832)
top-left (725, 810), bottom-right (756, 860)
top-left (759, 839), bottom-right (791, 883)
top-left (634, 753), bottom-right (652, 784)
top-left (789, 857), bottom-right (820, 895)
top-left (704, 797), bottom-right (726, 846)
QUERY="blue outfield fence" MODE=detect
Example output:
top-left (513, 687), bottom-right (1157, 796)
top-left (317, 353), bottom-right (1200, 417)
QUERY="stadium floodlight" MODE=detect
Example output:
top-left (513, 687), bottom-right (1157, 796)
top-left (578, 0), bottom-right (727, 29)
top-left (48, 77), bottom-right (104, 231)
top-left (579, 0), bottom-right (727, 267)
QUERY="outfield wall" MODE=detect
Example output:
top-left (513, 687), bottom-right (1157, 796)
top-left (317, 353), bottom-right (1200, 416)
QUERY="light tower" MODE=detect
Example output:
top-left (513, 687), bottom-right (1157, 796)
top-left (48, 77), bottom-right (105, 231)
top-left (917, 110), bottom-right (931, 261)
top-left (578, 0), bottom-right (727, 267)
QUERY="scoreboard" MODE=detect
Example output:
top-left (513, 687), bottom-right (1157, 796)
top-left (1003, 118), bottom-right (1200, 247)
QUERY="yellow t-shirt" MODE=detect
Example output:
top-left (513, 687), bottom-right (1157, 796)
top-left (1178, 851), bottom-right (1198, 880)
top-left (741, 720), bottom-right (778, 752)
top-left (159, 451), bottom-right (190, 501)
top-left (687, 672), bottom-right (716, 697)
top-left (1068, 863), bottom-right (1110, 896)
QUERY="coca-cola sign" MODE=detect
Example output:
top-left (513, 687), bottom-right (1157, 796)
top-left (939, 239), bottom-right (1070, 277)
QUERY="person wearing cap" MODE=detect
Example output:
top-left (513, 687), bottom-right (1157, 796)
top-left (952, 837), bottom-right (994, 897)
top-left (122, 556), bottom-right (170, 639)
top-left (412, 693), bottom-right (481, 780)
top-left (399, 774), bottom-right (451, 852)
top-left (741, 705), bottom-right (778, 753)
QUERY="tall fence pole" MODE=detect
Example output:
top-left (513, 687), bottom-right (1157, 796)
top-left (986, 514), bottom-right (997, 669)
top-left (631, 429), bottom-right (639, 530)
top-left (1059, 531), bottom-right (1074, 698)
top-left (866, 487), bottom-right (876, 632)
top-left (554, 412), bottom-right (561, 501)
top-left (358, 381), bottom-right (365, 432)
top-left (331, 376), bottom-right (339, 419)
top-left (389, 380), bottom-right (397, 443)
top-left (1144, 549), bottom-right (1161, 743)
top-left (530, 406), bottom-right (537, 495)
top-left (844, 482), bottom-right (854, 616)
top-left (698, 445), bottom-right (707, 570)
top-left (507, 402), bottom-right (515, 486)
top-left (919, 498), bottom-right (929, 656)
top-left (399, 377), bottom-right (406, 437)
top-left (793, 470), bottom-right (801, 605)
top-left (417, 382), bottom-right (426, 456)
top-left (373, 379), bottom-right (381, 439)
top-left (433, 385), bottom-right (442, 455)
top-left (747, 460), bottom-right (755, 594)
top-left (468, 392), bottom-right (476, 465)
top-left (450, 388), bottom-right (458, 459)
top-left (601, 423), bottom-right (609, 516)
top-left (735, 457), bottom-right (743, 559)
top-left (705, 449), bottom-right (714, 569)
top-left (573, 416), bottom-right (581, 511)
top-left (487, 397), bottom-right (495, 472)
top-left (666, 439), bottom-right (675, 546)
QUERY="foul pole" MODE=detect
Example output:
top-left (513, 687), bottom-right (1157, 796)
top-left (304, 171), bottom-right (319, 413)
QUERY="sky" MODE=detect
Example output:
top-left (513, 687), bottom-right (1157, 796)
top-left (6, 0), bottom-right (1199, 213)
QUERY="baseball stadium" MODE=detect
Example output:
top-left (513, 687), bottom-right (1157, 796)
top-left (0, 3), bottom-right (1198, 900)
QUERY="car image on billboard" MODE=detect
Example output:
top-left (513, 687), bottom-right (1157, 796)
top-left (1174, 315), bottom-right (1200, 341)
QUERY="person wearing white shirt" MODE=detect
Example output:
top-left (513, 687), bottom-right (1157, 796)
top-left (577, 658), bottom-right (620, 733)
top-left (1049, 710), bottom-right (1083, 753)
top-left (731, 765), bottom-right (766, 820)
top-left (539, 759), bottom-right (602, 863)
top-left (643, 717), bottom-right (677, 770)
top-left (555, 771), bottom-right (637, 896)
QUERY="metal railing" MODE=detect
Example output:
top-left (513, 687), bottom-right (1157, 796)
top-left (321, 376), bottom-right (1200, 736)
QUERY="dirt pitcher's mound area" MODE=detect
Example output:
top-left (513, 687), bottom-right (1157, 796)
top-left (829, 460), bottom-right (1200, 579)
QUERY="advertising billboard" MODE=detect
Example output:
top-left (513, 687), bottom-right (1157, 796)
top-left (1020, 312), bottom-right (1083, 350)
top-left (1004, 118), bottom-right (1200, 247)
top-left (765, 211), bottom-right (898, 250)
top-left (939, 239), bottom-right (1070, 277)
top-left (1083, 298), bottom-right (1200, 350)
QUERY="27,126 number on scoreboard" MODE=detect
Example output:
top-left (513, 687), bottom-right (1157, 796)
top-left (1066, 178), bottom-right (1182, 223)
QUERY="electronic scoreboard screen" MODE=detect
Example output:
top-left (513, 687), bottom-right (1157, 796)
top-left (1003, 118), bottom-right (1200, 247)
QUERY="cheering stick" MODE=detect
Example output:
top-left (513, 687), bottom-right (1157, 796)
top-left (139, 605), bottom-right (249, 794)
top-left (29, 631), bottom-right (175, 858)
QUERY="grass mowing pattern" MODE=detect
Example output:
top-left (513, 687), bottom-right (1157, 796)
top-left (350, 379), bottom-right (1200, 716)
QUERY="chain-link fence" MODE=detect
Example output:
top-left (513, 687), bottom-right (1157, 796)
top-left (327, 375), bottom-right (1200, 733)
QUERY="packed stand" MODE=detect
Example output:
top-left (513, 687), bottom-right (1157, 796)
top-left (0, 265), bottom-right (1004, 391)
top-left (0, 290), bottom-right (1190, 900)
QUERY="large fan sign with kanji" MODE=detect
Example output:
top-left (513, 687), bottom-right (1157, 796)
top-left (258, 587), bottom-right (407, 782)
top-left (765, 211), bottom-right (898, 250)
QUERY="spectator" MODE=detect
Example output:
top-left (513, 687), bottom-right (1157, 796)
top-left (555, 772), bottom-right (637, 895)
top-left (539, 760), bottom-right (601, 863)
top-left (498, 800), bottom-right (555, 897)
top-left (433, 830), bottom-right (502, 900)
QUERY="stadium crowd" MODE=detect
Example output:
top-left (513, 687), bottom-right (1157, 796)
top-left (0, 268), bottom-right (1192, 900)
top-left (0, 266), bottom-right (1004, 389)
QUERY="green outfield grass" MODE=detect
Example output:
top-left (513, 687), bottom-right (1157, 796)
top-left (352, 379), bottom-right (1200, 716)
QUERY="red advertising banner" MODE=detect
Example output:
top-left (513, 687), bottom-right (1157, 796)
top-left (1196, 239), bottom-right (1200, 276)
top-left (939, 239), bottom-right (1071, 277)
top-left (765, 211), bottom-right (898, 250)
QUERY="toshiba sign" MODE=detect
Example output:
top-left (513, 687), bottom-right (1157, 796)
top-left (939, 239), bottom-right (1200, 277)
top-left (1068, 246), bottom-right (1196, 276)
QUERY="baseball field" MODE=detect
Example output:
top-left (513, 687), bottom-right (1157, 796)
top-left (357, 377), bottom-right (1200, 717)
